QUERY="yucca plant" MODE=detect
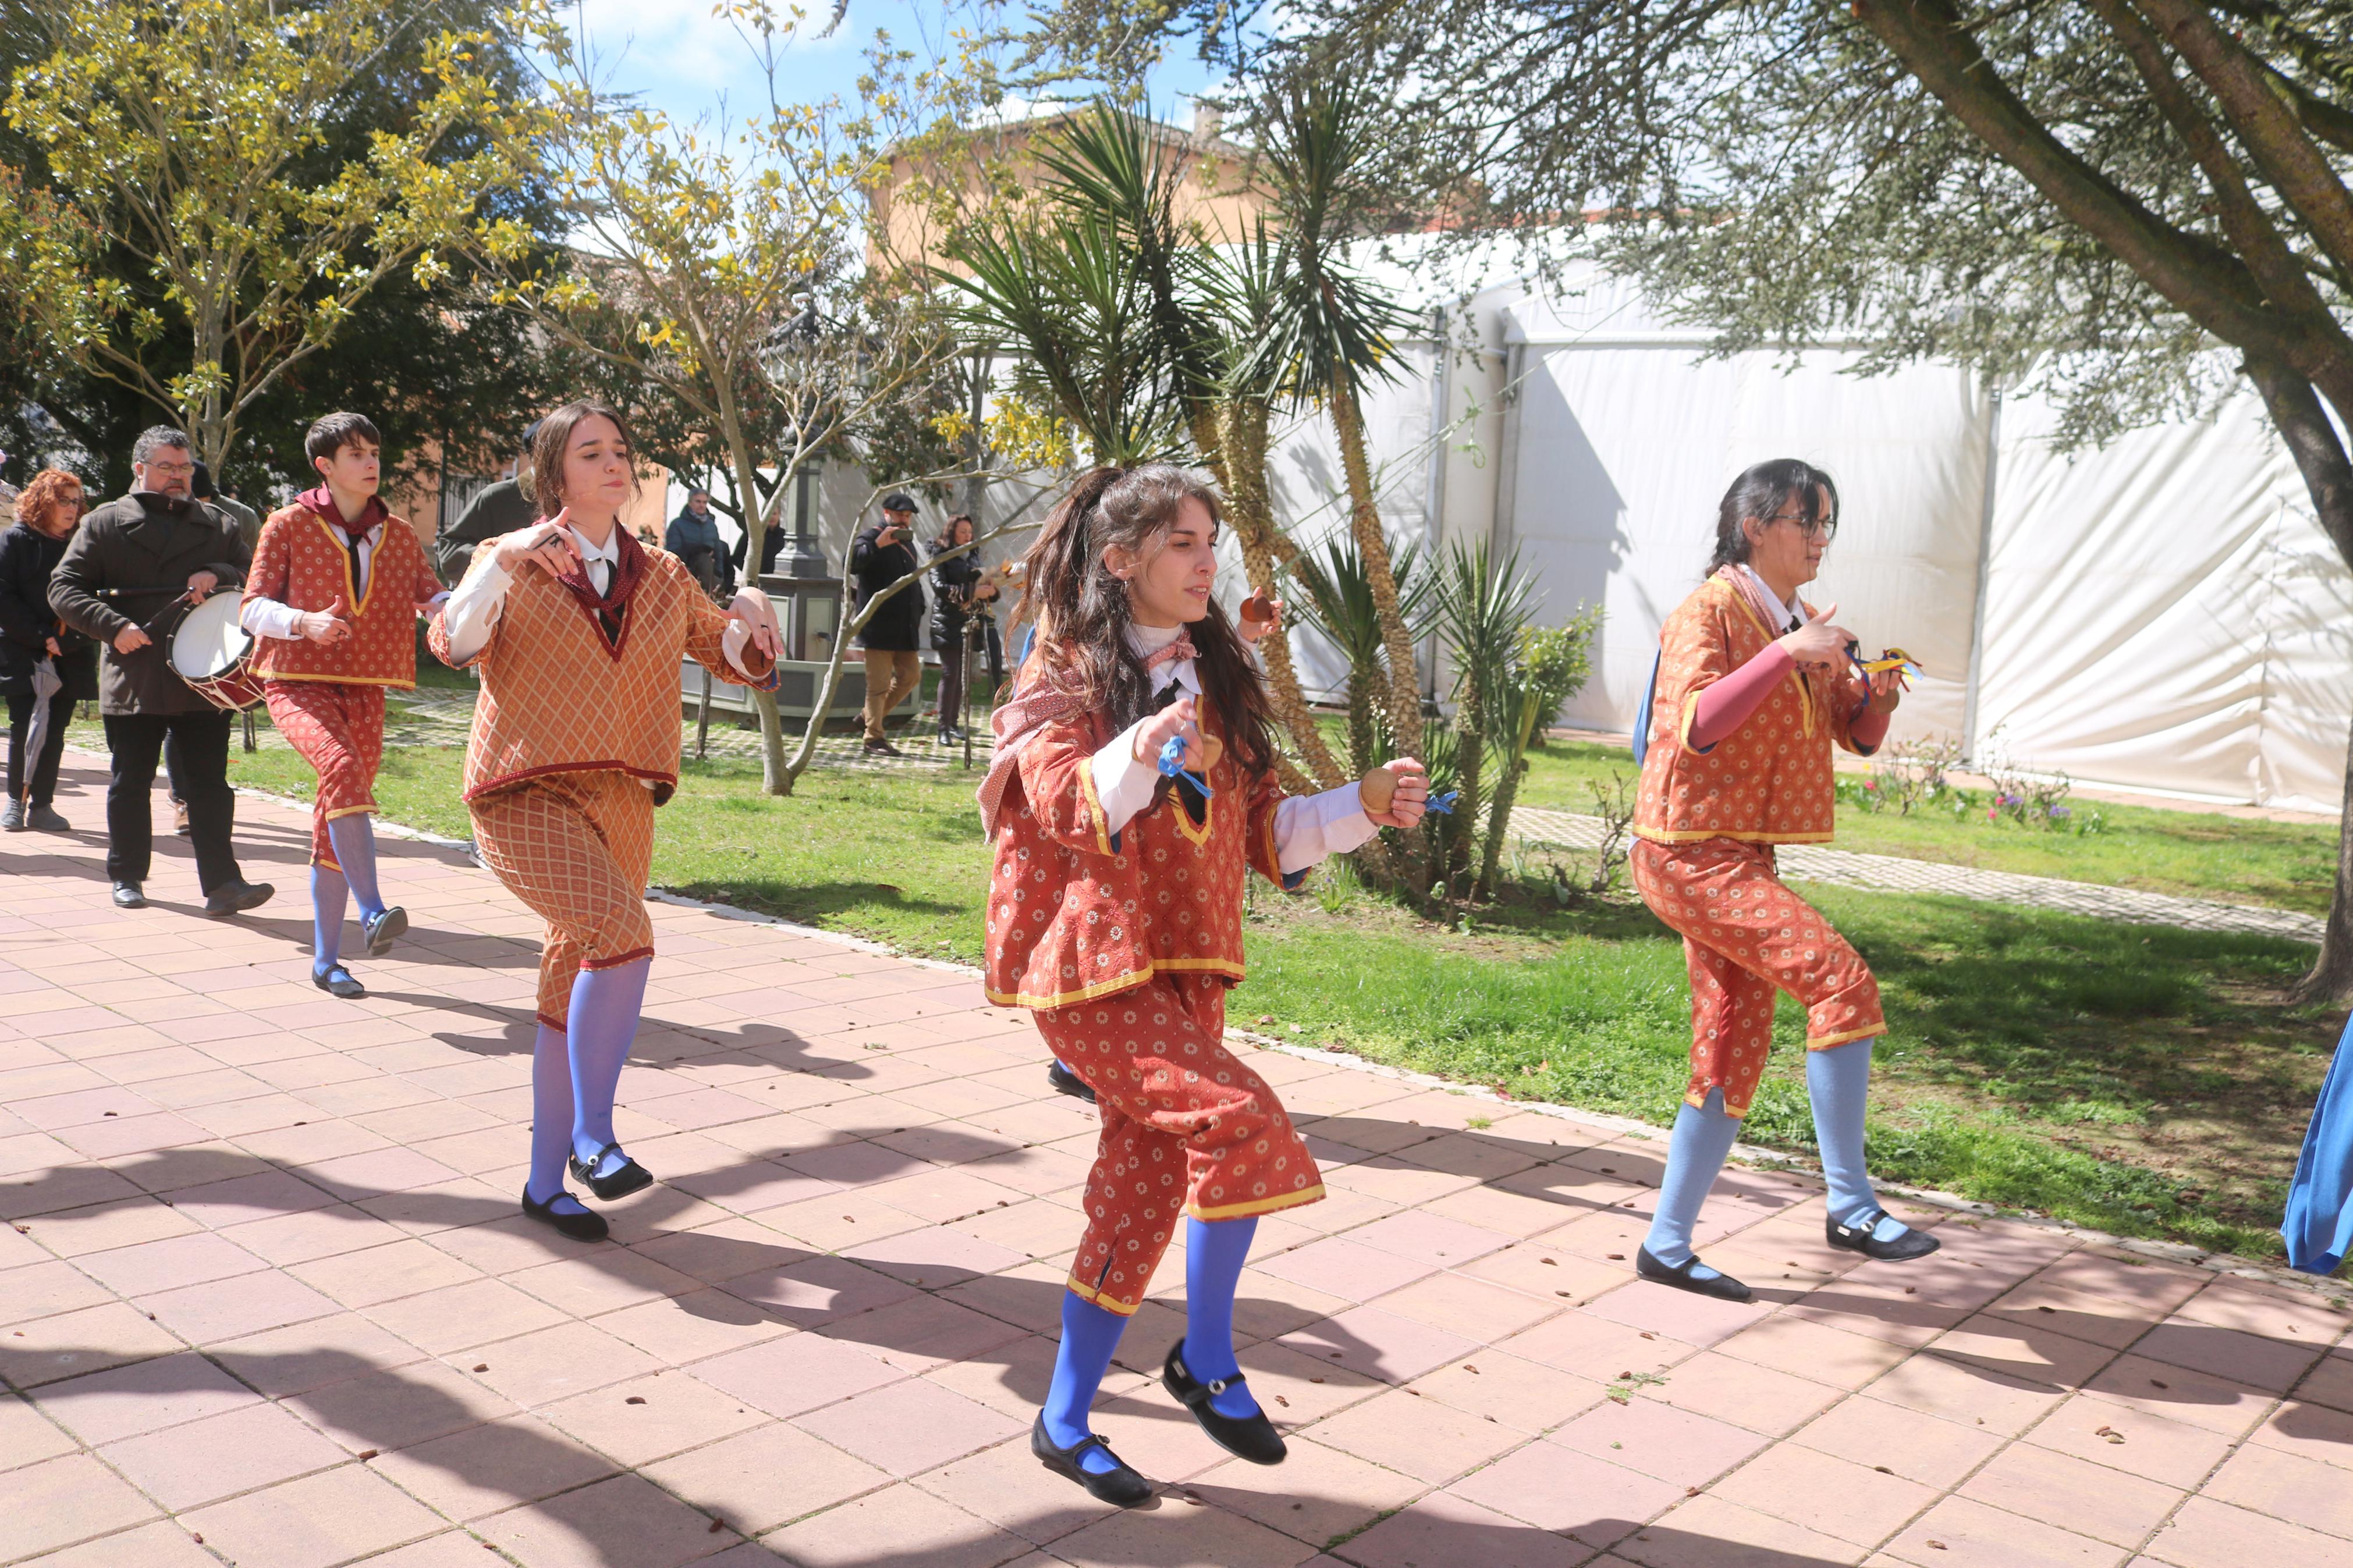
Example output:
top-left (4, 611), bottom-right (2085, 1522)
top-left (1477, 611), bottom-right (1600, 898)
top-left (1289, 532), bottom-right (1431, 777)
top-left (1433, 538), bottom-right (1537, 888)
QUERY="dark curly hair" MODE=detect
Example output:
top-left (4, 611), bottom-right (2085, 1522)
top-left (1708, 459), bottom-right (1840, 575)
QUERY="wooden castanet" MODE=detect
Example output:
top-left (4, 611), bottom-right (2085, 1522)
top-left (1240, 590), bottom-right (1276, 626)
top-left (1358, 766), bottom-right (1397, 814)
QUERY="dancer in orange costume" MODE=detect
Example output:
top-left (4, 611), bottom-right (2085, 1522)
top-left (978, 464), bottom-right (1428, 1505)
top-left (242, 413), bottom-right (449, 999)
top-left (429, 400), bottom-right (780, 1243)
top-left (1629, 458), bottom-right (1936, 1305)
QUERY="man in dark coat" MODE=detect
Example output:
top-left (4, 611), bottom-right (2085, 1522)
top-left (0, 471), bottom-right (99, 830)
top-left (429, 424), bottom-right (540, 586)
top-left (664, 489), bottom-right (733, 598)
top-left (49, 426), bottom-right (274, 915)
top-left (850, 492), bottom-right (926, 755)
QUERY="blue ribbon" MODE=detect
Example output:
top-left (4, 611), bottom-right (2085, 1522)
top-left (1156, 734), bottom-right (1214, 797)
top-left (1426, 790), bottom-right (1458, 815)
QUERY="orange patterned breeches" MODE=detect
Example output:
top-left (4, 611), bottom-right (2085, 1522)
top-left (1034, 971), bottom-right (1324, 1315)
top-left (1631, 837), bottom-right (1884, 1120)
top-left (262, 680), bottom-right (385, 869)
top-left (469, 770), bottom-right (656, 1029)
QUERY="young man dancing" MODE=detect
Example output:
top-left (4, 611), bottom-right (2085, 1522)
top-left (241, 413), bottom-right (449, 998)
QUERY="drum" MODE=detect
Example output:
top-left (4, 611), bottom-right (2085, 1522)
top-left (168, 592), bottom-right (264, 711)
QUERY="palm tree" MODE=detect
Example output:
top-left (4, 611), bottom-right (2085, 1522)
top-left (1254, 80), bottom-right (1429, 865)
top-left (1289, 534), bottom-right (1432, 777)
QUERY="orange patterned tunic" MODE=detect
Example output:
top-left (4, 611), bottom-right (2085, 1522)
top-left (244, 502), bottom-right (441, 686)
top-left (984, 703), bottom-right (1289, 1011)
top-left (1634, 574), bottom-right (1876, 845)
top-left (427, 544), bottom-right (773, 805)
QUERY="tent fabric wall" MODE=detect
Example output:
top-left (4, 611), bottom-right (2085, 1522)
top-left (1970, 389), bottom-right (2351, 813)
top-left (1496, 292), bottom-right (1992, 747)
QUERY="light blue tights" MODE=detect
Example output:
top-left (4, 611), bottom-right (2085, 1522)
top-left (567, 958), bottom-right (650, 1177)
top-left (1644, 1038), bottom-right (1910, 1278)
top-left (310, 865), bottom-right (349, 973)
top-left (326, 814), bottom-right (384, 916)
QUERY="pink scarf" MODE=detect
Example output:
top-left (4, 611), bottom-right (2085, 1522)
top-left (975, 629), bottom-right (1197, 839)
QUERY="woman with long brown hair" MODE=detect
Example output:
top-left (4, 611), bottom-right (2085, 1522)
top-left (978, 464), bottom-right (1429, 1505)
top-left (431, 401), bottom-right (782, 1241)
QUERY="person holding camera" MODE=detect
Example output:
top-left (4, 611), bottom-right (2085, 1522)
top-left (850, 492), bottom-right (926, 756)
top-left (928, 513), bottom-right (998, 745)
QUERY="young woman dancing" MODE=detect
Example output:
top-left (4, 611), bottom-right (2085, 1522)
top-left (431, 401), bottom-right (781, 1242)
top-left (1630, 458), bottom-right (1936, 1302)
top-left (977, 464), bottom-right (1428, 1506)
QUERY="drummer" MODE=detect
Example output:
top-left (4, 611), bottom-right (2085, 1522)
top-left (48, 427), bottom-right (275, 916)
top-left (240, 413), bottom-right (449, 998)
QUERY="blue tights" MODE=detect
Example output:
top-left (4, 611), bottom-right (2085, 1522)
top-left (1041, 1214), bottom-right (1263, 1475)
top-left (310, 865), bottom-right (349, 973)
top-left (567, 958), bottom-right (650, 1176)
top-left (1644, 1039), bottom-right (1908, 1277)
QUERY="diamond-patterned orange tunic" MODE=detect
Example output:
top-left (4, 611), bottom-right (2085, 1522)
top-left (1631, 575), bottom-right (1886, 1118)
top-left (428, 543), bottom-right (775, 1026)
top-left (987, 699), bottom-right (1324, 1314)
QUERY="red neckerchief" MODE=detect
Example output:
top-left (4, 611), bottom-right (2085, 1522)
top-left (550, 522), bottom-right (647, 653)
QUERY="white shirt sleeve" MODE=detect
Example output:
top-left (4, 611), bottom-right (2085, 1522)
top-left (240, 597), bottom-right (309, 641)
top-left (1087, 716), bottom-right (1162, 838)
top-left (439, 552), bottom-right (515, 665)
top-left (420, 589), bottom-right (450, 614)
top-left (1273, 783), bottom-right (1379, 875)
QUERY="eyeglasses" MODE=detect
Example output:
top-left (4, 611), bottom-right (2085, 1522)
top-left (1764, 510), bottom-right (1837, 541)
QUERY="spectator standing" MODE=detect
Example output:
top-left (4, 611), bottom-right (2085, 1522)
top-left (48, 426), bottom-right (274, 915)
top-left (0, 470), bottom-right (97, 830)
top-left (431, 425), bottom-right (540, 585)
top-left (928, 513), bottom-right (995, 745)
top-left (850, 492), bottom-right (925, 756)
top-left (665, 489), bottom-right (732, 598)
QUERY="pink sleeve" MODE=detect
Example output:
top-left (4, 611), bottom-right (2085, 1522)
top-left (1848, 701), bottom-right (1890, 752)
top-left (1688, 642), bottom-right (1795, 751)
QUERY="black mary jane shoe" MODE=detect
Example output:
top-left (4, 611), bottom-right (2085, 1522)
top-left (1030, 1413), bottom-right (1154, 1509)
top-left (312, 963), bottom-right (367, 1000)
top-left (1046, 1060), bottom-right (1098, 1104)
top-left (521, 1186), bottom-right (609, 1242)
top-left (1826, 1208), bottom-right (1942, 1261)
top-left (362, 905), bottom-right (408, 958)
top-left (568, 1141), bottom-right (654, 1201)
top-left (1634, 1245), bottom-right (1755, 1303)
top-left (1163, 1342), bottom-right (1287, 1465)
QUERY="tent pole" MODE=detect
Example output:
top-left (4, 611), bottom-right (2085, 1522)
top-left (1959, 382), bottom-right (2003, 763)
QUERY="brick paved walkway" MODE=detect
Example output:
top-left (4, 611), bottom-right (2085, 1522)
top-left (1512, 808), bottom-right (2326, 943)
top-left (5, 766), bottom-right (2352, 1568)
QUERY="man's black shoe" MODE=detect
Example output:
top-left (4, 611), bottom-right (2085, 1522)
top-left (111, 881), bottom-right (146, 909)
top-left (203, 879), bottom-right (275, 917)
top-left (1046, 1060), bottom-right (1098, 1103)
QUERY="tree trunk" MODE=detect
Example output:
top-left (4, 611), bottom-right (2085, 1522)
top-left (1449, 682), bottom-right (1485, 889)
top-left (1216, 400), bottom-right (1346, 790)
top-left (2244, 355), bottom-right (2353, 1002)
top-left (1476, 696), bottom-right (1539, 901)
top-left (1329, 379), bottom-right (1428, 882)
top-left (720, 412), bottom-right (795, 798)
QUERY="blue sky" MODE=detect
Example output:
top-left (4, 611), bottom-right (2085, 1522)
top-left (566, 0), bottom-right (1220, 131)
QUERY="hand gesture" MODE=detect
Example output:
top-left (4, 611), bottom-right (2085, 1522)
top-left (113, 625), bottom-right (151, 654)
top-left (1866, 664), bottom-right (1905, 713)
top-left (43, 635), bottom-right (61, 657)
top-left (493, 512), bottom-right (583, 579)
top-left (184, 570), bottom-right (218, 603)
top-left (728, 585), bottom-right (783, 661)
top-left (1361, 758), bottom-right (1431, 828)
top-left (300, 595), bottom-right (354, 645)
top-left (1134, 694), bottom-right (1202, 771)
top-left (1238, 594), bottom-right (1283, 645)
top-left (1776, 601), bottom-right (1850, 670)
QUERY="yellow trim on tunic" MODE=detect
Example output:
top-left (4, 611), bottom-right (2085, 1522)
top-left (1077, 755), bottom-right (1115, 857)
top-left (984, 956), bottom-right (1248, 1011)
top-left (310, 511), bottom-right (378, 620)
top-left (322, 803), bottom-right (376, 822)
top-left (266, 671), bottom-right (416, 689)
top-left (1805, 1023), bottom-right (1882, 1051)
top-left (1631, 824), bottom-right (1836, 845)
top-left (1063, 1273), bottom-right (1142, 1315)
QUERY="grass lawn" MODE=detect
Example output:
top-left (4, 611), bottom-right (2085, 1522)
top-left (1513, 735), bottom-right (2340, 916)
top-left (200, 726), bottom-right (2334, 1263)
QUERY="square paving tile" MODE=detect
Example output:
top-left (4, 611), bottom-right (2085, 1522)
top-left (542, 1368), bottom-right (768, 1467)
top-left (1339, 1489), bottom-right (1598, 1568)
top-left (643, 1420), bottom-right (892, 1536)
top-left (179, 1463), bottom-right (447, 1568)
top-left (793, 1374), bottom-right (1024, 1477)
top-left (33, 1349), bottom-right (261, 1445)
top-left (1450, 1438), bottom-right (1683, 1547)
top-left (97, 1400), bottom-right (351, 1510)
top-left (695, 1330), bottom-right (904, 1419)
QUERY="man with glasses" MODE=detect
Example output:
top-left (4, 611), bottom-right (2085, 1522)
top-left (49, 426), bottom-right (275, 915)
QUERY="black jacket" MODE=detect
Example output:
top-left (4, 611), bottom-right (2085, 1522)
top-left (0, 522), bottom-right (98, 702)
top-left (49, 492), bottom-right (249, 716)
top-left (432, 475), bottom-right (535, 585)
top-left (850, 521), bottom-right (925, 652)
top-left (929, 548), bottom-right (984, 652)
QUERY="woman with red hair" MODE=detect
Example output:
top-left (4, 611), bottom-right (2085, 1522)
top-left (0, 470), bottom-right (97, 830)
